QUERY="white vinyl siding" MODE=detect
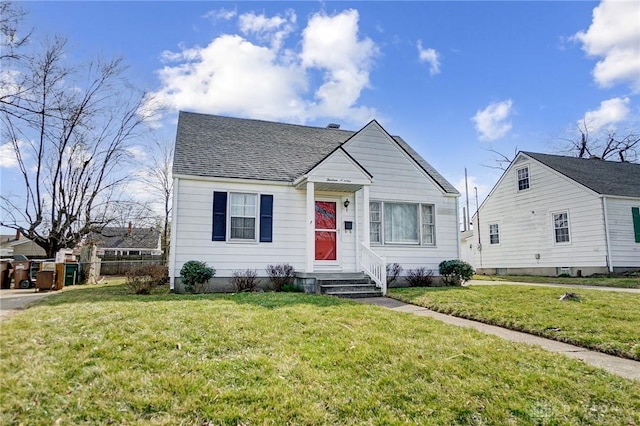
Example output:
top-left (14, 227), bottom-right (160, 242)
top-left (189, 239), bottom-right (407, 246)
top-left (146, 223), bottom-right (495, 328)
top-left (346, 121), bottom-right (458, 272)
top-left (229, 193), bottom-right (257, 240)
top-left (605, 198), bottom-right (640, 268)
top-left (474, 153), bottom-right (610, 271)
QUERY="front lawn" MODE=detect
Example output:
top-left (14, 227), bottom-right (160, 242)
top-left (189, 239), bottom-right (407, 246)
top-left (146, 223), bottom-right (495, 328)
top-left (389, 285), bottom-right (640, 360)
top-left (1, 283), bottom-right (639, 425)
top-left (472, 274), bottom-right (640, 288)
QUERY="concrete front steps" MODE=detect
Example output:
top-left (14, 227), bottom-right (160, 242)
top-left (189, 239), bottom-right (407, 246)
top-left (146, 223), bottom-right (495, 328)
top-left (320, 273), bottom-right (383, 298)
top-left (295, 272), bottom-right (383, 298)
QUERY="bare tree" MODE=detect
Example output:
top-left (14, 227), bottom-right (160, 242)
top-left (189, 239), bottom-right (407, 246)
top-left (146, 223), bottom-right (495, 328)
top-left (481, 147), bottom-right (518, 171)
top-left (1, 28), bottom-right (155, 256)
top-left (558, 121), bottom-right (639, 163)
top-left (0, 1), bottom-right (31, 61)
top-left (139, 140), bottom-right (173, 261)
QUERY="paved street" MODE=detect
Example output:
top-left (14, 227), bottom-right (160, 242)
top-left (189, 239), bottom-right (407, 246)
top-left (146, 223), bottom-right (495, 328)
top-left (0, 288), bottom-right (57, 321)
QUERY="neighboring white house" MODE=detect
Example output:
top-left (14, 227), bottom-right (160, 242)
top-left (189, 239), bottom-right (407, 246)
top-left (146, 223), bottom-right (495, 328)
top-left (468, 151), bottom-right (640, 276)
top-left (169, 112), bottom-right (460, 293)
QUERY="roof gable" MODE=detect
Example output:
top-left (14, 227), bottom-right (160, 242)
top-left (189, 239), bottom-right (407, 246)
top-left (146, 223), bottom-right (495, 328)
top-left (523, 152), bottom-right (640, 198)
top-left (173, 112), bottom-right (458, 194)
top-left (342, 120), bottom-right (459, 195)
top-left (89, 227), bottom-right (160, 250)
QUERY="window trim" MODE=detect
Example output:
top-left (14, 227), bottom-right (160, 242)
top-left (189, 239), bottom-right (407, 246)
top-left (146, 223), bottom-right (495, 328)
top-left (228, 192), bottom-right (259, 243)
top-left (369, 200), bottom-right (436, 247)
top-left (552, 210), bottom-right (571, 245)
top-left (516, 165), bottom-right (530, 192)
top-left (369, 201), bottom-right (382, 244)
top-left (488, 222), bottom-right (500, 245)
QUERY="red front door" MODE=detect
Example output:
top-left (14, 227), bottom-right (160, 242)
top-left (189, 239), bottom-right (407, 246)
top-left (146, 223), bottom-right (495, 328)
top-left (315, 201), bottom-right (337, 261)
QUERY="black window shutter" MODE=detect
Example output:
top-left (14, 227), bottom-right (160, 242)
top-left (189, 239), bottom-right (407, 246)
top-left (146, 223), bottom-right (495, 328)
top-left (212, 191), bottom-right (227, 241)
top-left (259, 194), bottom-right (273, 242)
top-left (633, 207), bottom-right (640, 243)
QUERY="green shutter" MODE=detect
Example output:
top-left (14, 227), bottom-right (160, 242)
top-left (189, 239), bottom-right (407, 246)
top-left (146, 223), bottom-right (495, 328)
top-left (633, 207), bottom-right (640, 243)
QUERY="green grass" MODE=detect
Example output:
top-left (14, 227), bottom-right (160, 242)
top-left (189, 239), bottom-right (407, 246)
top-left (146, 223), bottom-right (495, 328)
top-left (472, 274), bottom-right (640, 288)
top-left (389, 285), bottom-right (640, 360)
top-left (1, 283), bottom-right (639, 425)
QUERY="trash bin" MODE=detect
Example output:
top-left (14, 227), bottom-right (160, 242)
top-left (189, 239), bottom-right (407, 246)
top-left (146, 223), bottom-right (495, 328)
top-left (36, 270), bottom-right (56, 291)
top-left (12, 260), bottom-right (32, 289)
top-left (0, 260), bottom-right (12, 289)
top-left (63, 263), bottom-right (79, 286)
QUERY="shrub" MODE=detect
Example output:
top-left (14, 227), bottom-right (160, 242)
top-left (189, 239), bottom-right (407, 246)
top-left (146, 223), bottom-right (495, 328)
top-left (439, 260), bottom-right (474, 286)
top-left (180, 261), bottom-right (215, 294)
top-left (386, 263), bottom-right (403, 286)
top-left (406, 267), bottom-right (434, 287)
top-left (230, 269), bottom-right (261, 292)
top-left (282, 283), bottom-right (303, 292)
top-left (125, 264), bottom-right (168, 295)
top-left (266, 263), bottom-right (295, 292)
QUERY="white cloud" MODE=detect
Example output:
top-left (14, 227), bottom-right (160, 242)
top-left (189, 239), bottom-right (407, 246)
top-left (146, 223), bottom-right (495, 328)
top-left (126, 146), bottom-right (148, 161)
top-left (203, 7), bottom-right (237, 22)
top-left (417, 40), bottom-right (440, 75)
top-left (573, 0), bottom-right (640, 91)
top-left (579, 96), bottom-right (630, 132)
top-left (239, 10), bottom-right (296, 50)
top-left (148, 9), bottom-right (378, 125)
top-left (472, 100), bottom-right (513, 141)
top-left (0, 142), bottom-right (20, 168)
top-left (300, 9), bottom-right (379, 121)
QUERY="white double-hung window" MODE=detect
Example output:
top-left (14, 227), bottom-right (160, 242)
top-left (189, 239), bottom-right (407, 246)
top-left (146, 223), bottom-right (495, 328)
top-left (370, 201), bottom-right (435, 246)
top-left (553, 211), bottom-right (570, 244)
top-left (230, 193), bottom-right (257, 240)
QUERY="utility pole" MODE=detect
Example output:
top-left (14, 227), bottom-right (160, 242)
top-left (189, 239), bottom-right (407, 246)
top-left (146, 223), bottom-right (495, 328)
top-left (464, 168), bottom-right (471, 231)
top-left (475, 186), bottom-right (482, 267)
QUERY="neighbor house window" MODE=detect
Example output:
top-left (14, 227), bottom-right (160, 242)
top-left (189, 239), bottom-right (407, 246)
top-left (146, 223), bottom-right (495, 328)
top-left (553, 212), bottom-right (570, 243)
top-left (370, 202), bottom-right (381, 244)
top-left (421, 204), bottom-right (435, 245)
top-left (489, 223), bottom-right (500, 244)
top-left (369, 201), bottom-right (435, 246)
top-left (230, 193), bottom-right (257, 240)
top-left (517, 166), bottom-right (530, 191)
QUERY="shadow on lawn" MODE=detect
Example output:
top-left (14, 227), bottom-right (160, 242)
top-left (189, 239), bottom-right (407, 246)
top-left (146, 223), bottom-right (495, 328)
top-left (34, 283), bottom-right (350, 310)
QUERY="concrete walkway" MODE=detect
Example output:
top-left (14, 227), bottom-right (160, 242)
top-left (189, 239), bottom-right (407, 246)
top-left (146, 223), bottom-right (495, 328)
top-left (356, 296), bottom-right (640, 382)
top-left (466, 279), bottom-right (640, 293)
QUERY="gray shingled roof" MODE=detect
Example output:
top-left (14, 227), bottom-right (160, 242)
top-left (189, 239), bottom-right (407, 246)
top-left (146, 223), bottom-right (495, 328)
top-left (524, 152), bottom-right (640, 198)
top-left (89, 227), bottom-right (160, 250)
top-left (173, 111), bottom-right (458, 194)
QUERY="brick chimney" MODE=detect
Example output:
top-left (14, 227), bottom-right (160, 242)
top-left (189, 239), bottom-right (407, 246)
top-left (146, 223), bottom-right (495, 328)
top-left (128, 222), bottom-right (132, 235)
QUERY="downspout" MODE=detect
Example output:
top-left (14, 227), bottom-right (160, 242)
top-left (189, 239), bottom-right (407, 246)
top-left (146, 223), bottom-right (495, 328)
top-left (355, 188), bottom-right (360, 272)
top-left (601, 196), bottom-right (613, 273)
top-left (168, 177), bottom-right (180, 290)
top-left (455, 196), bottom-right (461, 259)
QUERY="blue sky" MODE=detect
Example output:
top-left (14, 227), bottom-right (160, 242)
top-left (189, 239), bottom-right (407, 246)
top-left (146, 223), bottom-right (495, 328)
top-left (2, 1), bottom-right (639, 226)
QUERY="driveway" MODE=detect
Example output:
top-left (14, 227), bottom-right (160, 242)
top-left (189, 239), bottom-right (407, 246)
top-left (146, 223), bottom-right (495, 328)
top-left (0, 288), bottom-right (57, 321)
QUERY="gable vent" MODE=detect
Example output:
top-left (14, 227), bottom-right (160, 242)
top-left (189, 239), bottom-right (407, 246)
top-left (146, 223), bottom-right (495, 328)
top-left (326, 123), bottom-right (340, 129)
